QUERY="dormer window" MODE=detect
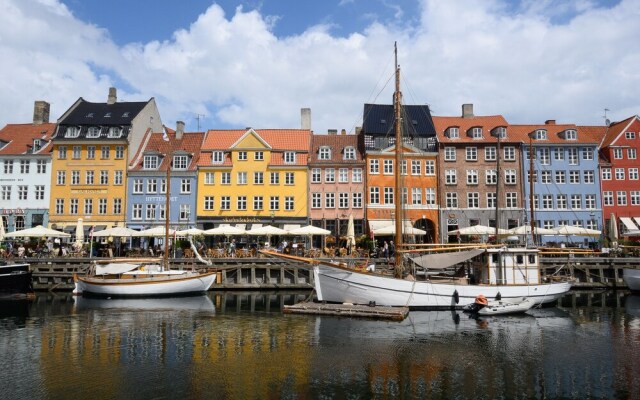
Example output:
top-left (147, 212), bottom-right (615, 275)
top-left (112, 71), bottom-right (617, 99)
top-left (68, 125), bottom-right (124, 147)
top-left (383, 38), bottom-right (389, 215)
top-left (535, 129), bottom-right (547, 140)
top-left (65, 126), bottom-right (80, 138)
top-left (469, 127), bottom-right (482, 139)
top-left (173, 155), bottom-right (188, 170)
top-left (284, 151), bottom-right (296, 164)
top-left (122, 112), bottom-right (130, 118)
top-left (143, 155), bottom-right (159, 170)
top-left (104, 112), bottom-right (111, 118)
top-left (319, 146), bottom-right (331, 160)
top-left (344, 146), bottom-right (355, 160)
top-left (212, 151), bottom-right (224, 164)
top-left (492, 126), bottom-right (507, 139)
top-left (108, 127), bottom-right (123, 138)
top-left (447, 127), bottom-right (460, 139)
top-left (564, 129), bottom-right (577, 140)
top-left (33, 139), bottom-right (41, 152)
top-left (85, 113), bottom-right (94, 118)
top-left (87, 126), bottom-right (101, 138)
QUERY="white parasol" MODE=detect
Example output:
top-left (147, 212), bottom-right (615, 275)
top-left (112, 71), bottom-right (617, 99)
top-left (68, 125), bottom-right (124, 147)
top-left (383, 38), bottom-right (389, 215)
top-left (132, 226), bottom-right (177, 237)
top-left (203, 225), bottom-right (246, 236)
top-left (346, 214), bottom-right (356, 248)
top-left (92, 226), bottom-right (137, 238)
top-left (4, 225), bottom-right (71, 238)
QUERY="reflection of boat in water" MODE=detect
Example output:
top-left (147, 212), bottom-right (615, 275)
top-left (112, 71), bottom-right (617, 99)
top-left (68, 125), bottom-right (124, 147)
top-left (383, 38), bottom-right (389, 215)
top-left (73, 258), bottom-right (217, 297)
top-left (73, 294), bottom-right (215, 312)
top-left (0, 261), bottom-right (34, 299)
top-left (623, 268), bottom-right (640, 291)
top-left (625, 294), bottom-right (640, 318)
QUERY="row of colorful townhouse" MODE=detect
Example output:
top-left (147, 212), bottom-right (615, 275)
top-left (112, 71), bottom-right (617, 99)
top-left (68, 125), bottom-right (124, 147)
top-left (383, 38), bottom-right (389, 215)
top-left (1, 88), bottom-right (639, 246)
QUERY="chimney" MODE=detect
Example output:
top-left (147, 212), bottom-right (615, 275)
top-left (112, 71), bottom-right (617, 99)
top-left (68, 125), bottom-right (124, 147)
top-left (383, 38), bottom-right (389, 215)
top-left (176, 121), bottom-right (185, 140)
top-left (301, 108), bottom-right (311, 130)
top-left (107, 87), bottom-right (117, 104)
top-left (32, 101), bottom-right (50, 124)
top-left (328, 129), bottom-right (337, 135)
top-left (341, 129), bottom-right (347, 135)
top-left (462, 103), bottom-right (474, 118)
top-left (545, 119), bottom-right (556, 125)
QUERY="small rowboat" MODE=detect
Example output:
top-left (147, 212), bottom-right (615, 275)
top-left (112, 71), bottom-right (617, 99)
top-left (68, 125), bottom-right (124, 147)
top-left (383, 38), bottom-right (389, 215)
top-left (464, 295), bottom-right (536, 316)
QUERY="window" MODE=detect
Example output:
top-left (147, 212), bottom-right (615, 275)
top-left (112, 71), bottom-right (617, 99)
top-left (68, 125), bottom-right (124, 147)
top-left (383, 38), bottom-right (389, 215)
top-left (339, 193), bottom-right (349, 208)
top-left (319, 146), bottom-right (331, 160)
top-left (57, 171), bottom-right (66, 185)
top-left (285, 196), bottom-right (294, 211)
top-left (58, 147), bottom-right (67, 160)
top-left (505, 169), bottom-right (516, 185)
top-left (466, 147), bottom-right (477, 161)
top-left (20, 160), bottom-right (30, 173)
top-left (466, 170), bottom-right (478, 185)
top-left (84, 199), bottom-right (93, 214)
top-left (585, 194), bottom-right (596, 209)
top-left (411, 160), bottom-right (421, 175)
top-left (444, 147), bottom-right (456, 161)
top-left (485, 147), bottom-right (496, 161)
top-left (539, 148), bottom-right (550, 165)
top-left (557, 195), bottom-right (567, 209)
top-left (425, 160), bottom-right (435, 175)
top-left (221, 196), bottom-right (231, 210)
top-left (568, 148), bottom-right (578, 165)
top-left (237, 151), bottom-right (247, 161)
top-left (554, 148), bottom-right (564, 161)
top-left (629, 148), bottom-right (637, 159)
top-left (542, 195), bottom-right (553, 209)
top-left (541, 171), bottom-right (551, 184)
top-left (613, 148), bottom-right (623, 159)
top-left (237, 196), bottom-right (247, 211)
top-left (344, 147), bottom-right (355, 160)
top-left (179, 205), bottom-right (190, 221)
top-left (528, 170), bottom-right (537, 183)
top-left (467, 192), bottom-right (479, 208)
top-left (565, 129), bottom-right (577, 140)
top-left (582, 148), bottom-right (594, 160)
top-left (445, 193), bottom-right (458, 208)
top-left (132, 204), bottom-right (142, 220)
top-left (412, 188), bottom-right (422, 205)
top-left (571, 194), bottom-right (581, 209)
top-left (87, 126), bottom-right (101, 138)
top-left (35, 185), bottom-right (44, 200)
top-left (98, 199), bottom-right (107, 215)
top-left (602, 168), bottom-right (611, 180)
top-left (311, 193), bottom-right (321, 208)
top-left (55, 199), bottom-right (64, 214)
top-left (506, 192), bottom-right (517, 208)
top-left (470, 127), bottom-right (482, 139)
top-left (383, 159), bottom-right (393, 174)
top-left (143, 156), bottom-right (158, 169)
top-left (617, 191), bottom-right (627, 206)
top-left (487, 192), bottom-right (496, 208)
top-left (173, 155), bottom-right (188, 170)
top-left (383, 187), bottom-right (394, 204)
top-left (426, 188), bottom-right (436, 205)
top-left (181, 179), bottom-right (191, 194)
top-left (555, 170), bottom-right (565, 184)
top-left (204, 196), bottom-right (215, 210)
top-left (221, 172), bottom-right (231, 185)
top-left (133, 179), bottom-right (143, 194)
top-left (87, 146), bottom-right (96, 159)
top-left (84, 171), bottom-right (93, 185)
top-left (270, 172), bottom-right (279, 185)
top-left (535, 129), bottom-right (547, 140)
top-left (603, 191), bottom-right (613, 206)
top-left (68, 198), bottom-right (78, 214)
top-left (285, 172), bottom-right (295, 185)
top-left (113, 198), bottom-right (122, 214)
top-left (445, 169), bottom-right (457, 185)
top-left (147, 179), bottom-right (157, 193)
top-left (37, 160), bottom-right (46, 173)
top-left (270, 196), bottom-right (279, 211)
top-left (65, 126), bottom-right (80, 138)
top-left (101, 146), bottom-right (110, 159)
top-left (205, 172), bottom-right (214, 185)
top-left (284, 152), bottom-right (296, 163)
top-left (569, 170), bottom-right (580, 184)
top-left (212, 151), bottom-right (224, 164)
top-left (2, 160), bottom-right (12, 174)
top-left (630, 168), bottom-right (639, 180)
top-left (625, 131), bottom-right (636, 139)
top-left (71, 171), bottom-right (80, 185)
top-left (115, 146), bottom-right (124, 159)
top-left (369, 187), bottom-right (380, 204)
top-left (253, 196), bottom-right (263, 210)
top-left (503, 147), bottom-right (516, 161)
top-left (486, 170), bottom-right (497, 185)
top-left (237, 172), bottom-right (247, 185)
top-left (352, 168), bottom-right (363, 182)
top-left (447, 127), bottom-right (459, 138)
top-left (254, 151), bottom-right (264, 160)
top-left (159, 205), bottom-right (166, 220)
top-left (339, 168), bottom-right (348, 183)
top-left (324, 169), bottom-right (334, 183)
top-left (352, 193), bottom-right (363, 208)
top-left (631, 191), bottom-right (640, 206)
top-left (70, 146), bottom-right (82, 160)
top-left (254, 172), bottom-right (264, 184)
top-left (108, 127), bottom-right (122, 138)
top-left (325, 193), bottom-right (335, 208)
top-left (100, 170), bottom-right (108, 185)
top-left (369, 159), bottom-right (379, 174)
top-left (17, 185), bottom-right (27, 200)
top-left (584, 170), bottom-right (595, 183)
top-left (615, 168), bottom-right (625, 180)
top-left (311, 168), bottom-right (321, 183)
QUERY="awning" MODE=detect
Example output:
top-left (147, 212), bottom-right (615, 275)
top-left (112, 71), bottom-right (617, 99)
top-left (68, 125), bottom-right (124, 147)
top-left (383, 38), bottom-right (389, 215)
top-left (369, 219), bottom-right (413, 231)
top-left (620, 217), bottom-right (638, 231)
top-left (63, 226), bottom-right (75, 234)
top-left (91, 225), bottom-right (107, 233)
top-left (249, 224), bottom-right (263, 230)
top-left (234, 224), bottom-right (246, 230)
top-left (634, 217), bottom-right (640, 229)
top-left (411, 249), bottom-right (485, 270)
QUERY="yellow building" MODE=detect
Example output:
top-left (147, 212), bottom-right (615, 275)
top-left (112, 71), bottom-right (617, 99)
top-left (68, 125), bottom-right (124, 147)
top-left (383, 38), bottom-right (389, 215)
top-left (196, 128), bottom-right (311, 236)
top-left (48, 88), bottom-right (163, 235)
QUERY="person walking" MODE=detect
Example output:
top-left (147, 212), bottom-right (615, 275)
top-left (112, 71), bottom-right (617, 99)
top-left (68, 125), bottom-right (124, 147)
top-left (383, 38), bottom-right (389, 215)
top-left (383, 241), bottom-right (389, 260)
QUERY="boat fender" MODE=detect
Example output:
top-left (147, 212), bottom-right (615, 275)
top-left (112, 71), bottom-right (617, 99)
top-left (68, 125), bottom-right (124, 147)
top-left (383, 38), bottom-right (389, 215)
top-left (474, 294), bottom-right (488, 306)
top-left (140, 266), bottom-right (145, 271)
top-left (453, 290), bottom-right (459, 304)
top-left (368, 301), bottom-right (376, 307)
top-left (495, 292), bottom-right (501, 301)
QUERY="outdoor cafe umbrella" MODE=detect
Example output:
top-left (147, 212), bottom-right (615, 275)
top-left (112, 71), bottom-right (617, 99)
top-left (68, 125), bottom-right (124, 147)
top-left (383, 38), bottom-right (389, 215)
top-left (75, 218), bottom-right (84, 244)
top-left (552, 225), bottom-right (601, 237)
top-left (92, 226), bottom-right (137, 237)
top-left (374, 224), bottom-right (427, 235)
top-left (609, 213), bottom-right (619, 248)
top-left (175, 228), bottom-right (206, 236)
top-left (346, 214), bottom-right (356, 249)
top-left (507, 225), bottom-right (556, 235)
top-left (287, 225), bottom-right (331, 236)
top-left (245, 225), bottom-right (288, 236)
top-left (0, 219), bottom-right (4, 242)
top-left (447, 224), bottom-right (509, 236)
top-left (132, 226), bottom-right (177, 237)
top-left (4, 225), bottom-right (71, 238)
top-left (203, 225), bottom-right (246, 236)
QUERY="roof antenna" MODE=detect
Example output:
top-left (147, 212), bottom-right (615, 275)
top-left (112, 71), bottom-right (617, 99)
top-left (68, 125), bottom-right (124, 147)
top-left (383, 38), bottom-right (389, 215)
top-left (195, 114), bottom-right (205, 131)
top-left (603, 108), bottom-right (610, 126)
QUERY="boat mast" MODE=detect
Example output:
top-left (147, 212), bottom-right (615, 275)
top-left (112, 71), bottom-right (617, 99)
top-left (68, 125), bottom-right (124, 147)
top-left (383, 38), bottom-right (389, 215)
top-left (494, 129), bottom-right (503, 283)
top-left (393, 42), bottom-right (404, 276)
top-left (529, 133), bottom-right (536, 246)
top-left (164, 145), bottom-right (172, 270)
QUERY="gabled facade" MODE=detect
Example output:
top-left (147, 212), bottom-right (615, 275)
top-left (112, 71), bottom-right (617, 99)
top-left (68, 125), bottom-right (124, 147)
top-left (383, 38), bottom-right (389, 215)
top-left (599, 115), bottom-right (640, 236)
top-left (510, 121), bottom-right (605, 246)
top-left (48, 88), bottom-right (163, 234)
top-left (433, 105), bottom-right (522, 242)
top-left (127, 122), bottom-right (203, 232)
top-left (0, 101), bottom-right (55, 232)
top-left (309, 130), bottom-right (366, 247)
top-left (196, 127), bottom-right (311, 235)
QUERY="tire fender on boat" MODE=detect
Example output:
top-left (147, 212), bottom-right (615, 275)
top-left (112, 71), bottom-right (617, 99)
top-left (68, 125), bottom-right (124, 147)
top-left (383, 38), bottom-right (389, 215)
top-left (453, 290), bottom-right (459, 304)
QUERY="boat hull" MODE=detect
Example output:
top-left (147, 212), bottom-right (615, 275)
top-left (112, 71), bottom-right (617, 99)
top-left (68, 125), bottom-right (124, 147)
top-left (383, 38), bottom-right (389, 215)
top-left (623, 268), bottom-right (640, 291)
top-left (74, 271), bottom-right (217, 297)
top-left (313, 264), bottom-right (571, 309)
top-left (0, 263), bottom-right (34, 299)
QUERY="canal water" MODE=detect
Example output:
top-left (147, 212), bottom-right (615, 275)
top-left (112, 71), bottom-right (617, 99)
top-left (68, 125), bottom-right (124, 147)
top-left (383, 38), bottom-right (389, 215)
top-left (1, 291), bottom-right (639, 399)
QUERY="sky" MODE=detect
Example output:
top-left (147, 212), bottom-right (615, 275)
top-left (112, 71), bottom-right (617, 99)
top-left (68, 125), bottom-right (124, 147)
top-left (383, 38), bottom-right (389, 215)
top-left (1, 0), bottom-right (638, 134)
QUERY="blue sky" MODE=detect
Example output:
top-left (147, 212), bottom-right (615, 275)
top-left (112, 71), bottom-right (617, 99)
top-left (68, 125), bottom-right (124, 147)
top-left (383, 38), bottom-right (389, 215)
top-left (0, 0), bottom-right (637, 134)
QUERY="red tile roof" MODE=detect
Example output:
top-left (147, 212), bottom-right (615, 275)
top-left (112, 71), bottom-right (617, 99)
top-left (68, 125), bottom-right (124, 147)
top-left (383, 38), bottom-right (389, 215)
top-left (599, 116), bottom-right (637, 148)
top-left (0, 123), bottom-right (56, 155)
top-left (508, 123), bottom-right (606, 144)
top-left (130, 131), bottom-right (205, 171)
top-left (433, 115), bottom-right (510, 143)
top-left (309, 133), bottom-right (364, 163)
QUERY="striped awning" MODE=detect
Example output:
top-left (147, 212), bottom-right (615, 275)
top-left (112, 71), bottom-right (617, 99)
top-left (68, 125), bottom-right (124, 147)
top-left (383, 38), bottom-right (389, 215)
top-left (620, 217), bottom-right (638, 231)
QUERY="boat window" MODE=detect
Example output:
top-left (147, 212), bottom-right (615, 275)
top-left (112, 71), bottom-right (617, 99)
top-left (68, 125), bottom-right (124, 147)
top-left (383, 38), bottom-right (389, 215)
top-left (491, 254), bottom-right (498, 264)
top-left (529, 254), bottom-right (536, 264)
top-left (516, 255), bottom-right (524, 264)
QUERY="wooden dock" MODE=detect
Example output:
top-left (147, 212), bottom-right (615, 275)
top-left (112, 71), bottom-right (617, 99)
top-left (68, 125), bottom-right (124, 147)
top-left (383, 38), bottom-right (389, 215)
top-left (283, 301), bottom-right (409, 321)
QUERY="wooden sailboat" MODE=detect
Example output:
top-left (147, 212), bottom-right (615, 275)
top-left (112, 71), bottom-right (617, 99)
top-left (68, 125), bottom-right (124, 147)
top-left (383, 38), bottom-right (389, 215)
top-left (73, 133), bottom-right (216, 297)
top-left (262, 43), bottom-right (573, 309)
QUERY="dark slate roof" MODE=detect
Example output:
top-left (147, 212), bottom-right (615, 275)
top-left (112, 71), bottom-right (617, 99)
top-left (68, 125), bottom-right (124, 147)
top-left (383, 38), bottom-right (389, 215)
top-left (362, 104), bottom-right (436, 138)
top-left (60, 99), bottom-right (148, 126)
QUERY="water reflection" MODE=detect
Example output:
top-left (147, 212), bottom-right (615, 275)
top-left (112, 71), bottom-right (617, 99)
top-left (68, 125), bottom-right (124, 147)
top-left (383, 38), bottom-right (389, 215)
top-left (0, 291), bottom-right (638, 399)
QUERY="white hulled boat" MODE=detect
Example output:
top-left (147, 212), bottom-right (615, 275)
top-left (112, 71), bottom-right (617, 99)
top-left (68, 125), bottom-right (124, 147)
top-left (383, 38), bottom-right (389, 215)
top-left (623, 268), bottom-right (640, 291)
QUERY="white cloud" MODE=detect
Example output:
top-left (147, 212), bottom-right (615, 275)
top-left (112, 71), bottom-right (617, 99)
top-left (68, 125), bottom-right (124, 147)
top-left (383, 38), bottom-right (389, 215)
top-left (0, 0), bottom-right (638, 133)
